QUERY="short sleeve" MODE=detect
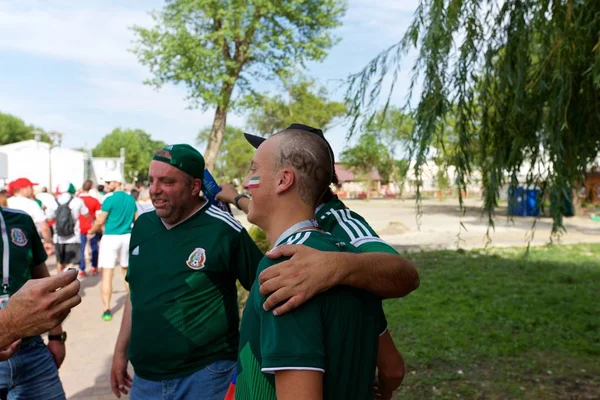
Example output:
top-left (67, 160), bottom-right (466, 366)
top-left (79, 198), bottom-right (89, 216)
top-left (230, 229), bottom-right (263, 290)
top-left (101, 196), bottom-right (112, 213)
top-left (27, 217), bottom-right (48, 267)
top-left (356, 240), bottom-right (399, 255)
top-left (259, 286), bottom-right (325, 373)
top-left (31, 203), bottom-right (46, 223)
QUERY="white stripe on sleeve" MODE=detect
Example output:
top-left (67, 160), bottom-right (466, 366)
top-left (206, 209), bottom-right (242, 232)
top-left (330, 209), bottom-right (357, 241)
top-left (261, 367), bottom-right (325, 375)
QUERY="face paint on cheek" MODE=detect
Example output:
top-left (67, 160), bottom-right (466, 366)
top-left (247, 176), bottom-right (261, 189)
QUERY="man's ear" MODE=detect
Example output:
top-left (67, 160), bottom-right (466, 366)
top-left (192, 178), bottom-right (203, 197)
top-left (275, 169), bottom-right (295, 195)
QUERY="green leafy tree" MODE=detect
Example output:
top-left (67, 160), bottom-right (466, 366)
top-left (0, 112), bottom-right (51, 145)
top-left (198, 126), bottom-right (253, 184)
top-left (92, 128), bottom-right (166, 182)
top-left (363, 106), bottom-right (413, 186)
top-left (132, 0), bottom-right (346, 171)
top-left (340, 133), bottom-right (388, 197)
top-left (345, 0), bottom-right (600, 233)
top-left (246, 78), bottom-right (346, 135)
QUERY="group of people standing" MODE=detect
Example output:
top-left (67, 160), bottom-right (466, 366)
top-left (0, 172), bottom-right (144, 399)
top-left (0, 174), bottom-right (146, 322)
top-left (0, 122), bottom-right (420, 400)
top-left (109, 124), bottom-right (420, 400)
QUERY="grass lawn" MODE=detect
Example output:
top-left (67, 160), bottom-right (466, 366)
top-left (386, 244), bottom-right (600, 399)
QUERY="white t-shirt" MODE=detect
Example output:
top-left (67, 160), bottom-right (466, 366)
top-left (7, 196), bottom-right (47, 223)
top-left (48, 194), bottom-right (89, 244)
top-left (36, 192), bottom-right (58, 220)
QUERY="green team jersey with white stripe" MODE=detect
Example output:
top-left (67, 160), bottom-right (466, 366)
top-left (126, 201), bottom-right (263, 381)
top-left (236, 229), bottom-right (386, 400)
top-left (316, 194), bottom-right (399, 254)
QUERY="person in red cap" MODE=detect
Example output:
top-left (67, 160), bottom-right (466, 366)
top-left (7, 178), bottom-right (54, 256)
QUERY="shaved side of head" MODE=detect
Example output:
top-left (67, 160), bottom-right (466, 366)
top-left (273, 129), bottom-right (333, 207)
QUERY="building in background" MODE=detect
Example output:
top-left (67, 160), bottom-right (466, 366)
top-left (333, 163), bottom-right (381, 199)
top-left (0, 140), bottom-right (125, 191)
top-left (0, 140), bottom-right (86, 191)
top-left (90, 157), bottom-right (125, 185)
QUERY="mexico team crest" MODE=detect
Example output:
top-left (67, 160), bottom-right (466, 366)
top-left (10, 228), bottom-right (27, 247)
top-left (186, 248), bottom-right (206, 270)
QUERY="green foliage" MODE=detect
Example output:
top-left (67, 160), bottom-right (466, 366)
top-left (92, 128), bottom-right (166, 182)
top-left (198, 126), bottom-right (253, 183)
top-left (340, 133), bottom-right (388, 180)
top-left (345, 0), bottom-right (600, 235)
top-left (362, 106), bottom-right (414, 184)
top-left (246, 78), bottom-right (346, 134)
top-left (365, 106), bottom-right (413, 156)
top-left (248, 225), bottom-right (270, 253)
top-left (0, 111), bottom-right (50, 145)
top-left (132, 0), bottom-right (346, 169)
top-left (388, 244), bottom-right (600, 399)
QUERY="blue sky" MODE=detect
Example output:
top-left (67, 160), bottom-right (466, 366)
top-left (0, 0), bottom-right (419, 159)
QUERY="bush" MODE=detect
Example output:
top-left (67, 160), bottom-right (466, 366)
top-left (248, 225), bottom-right (270, 253)
top-left (238, 225), bottom-right (270, 315)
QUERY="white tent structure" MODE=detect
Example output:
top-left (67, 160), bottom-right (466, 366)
top-left (0, 140), bottom-right (86, 191)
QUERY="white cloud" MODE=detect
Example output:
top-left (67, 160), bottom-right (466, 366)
top-left (0, 1), bottom-right (154, 70)
top-left (343, 0), bottom-right (419, 38)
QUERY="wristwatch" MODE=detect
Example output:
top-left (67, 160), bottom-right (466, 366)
top-left (48, 332), bottom-right (67, 343)
top-left (234, 194), bottom-right (249, 210)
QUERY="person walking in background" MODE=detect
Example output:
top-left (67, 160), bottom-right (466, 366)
top-left (130, 189), bottom-right (154, 214)
top-left (88, 173), bottom-right (137, 322)
top-left (7, 178), bottom-right (54, 256)
top-left (49, 182), bottom-right (90, 274)
top-left (78, 180), bottom-right (102, 277)
top-left (36, 187), bottom-right (58, 230)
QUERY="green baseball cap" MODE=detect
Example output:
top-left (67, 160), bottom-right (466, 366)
top-left (152, 144), bottom-right (205, 180)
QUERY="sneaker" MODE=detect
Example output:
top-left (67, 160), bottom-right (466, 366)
top-left (102, 310), bottom-right (112, 322)
top-left (90, 268), bottom-right (99, 276)
top-left (78, 270), bottom-right (87, 278)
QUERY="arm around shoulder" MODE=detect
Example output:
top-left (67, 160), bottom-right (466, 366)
top-left (337, 249), bottom-right (420, 298)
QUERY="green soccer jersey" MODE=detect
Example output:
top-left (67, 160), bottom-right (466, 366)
top-left (126, 202), bottom-right (263, 381)
top-left (0, 207), bottom-right (48, 295)
top-left (316, 194), bottom-right (399, 254)
top-left (236, 229), bottom-right (386, 400)
top-left (101, 191), bottom-right (137, 235)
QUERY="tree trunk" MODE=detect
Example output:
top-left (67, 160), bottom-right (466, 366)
top-left (572, 186), bottom-right (583, 217)
top-left (204, 106), bottom-right (227, 171)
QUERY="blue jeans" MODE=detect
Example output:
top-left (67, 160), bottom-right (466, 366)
top-left (130, 360), bottom-right (236, 400)
top-left (0, 337), bottom-right (65, 400)
top-left (79, 233), bottom-right (99, 270)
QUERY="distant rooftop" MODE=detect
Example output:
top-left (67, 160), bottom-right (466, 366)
top-left (335, 163), bottom-right (381, 182)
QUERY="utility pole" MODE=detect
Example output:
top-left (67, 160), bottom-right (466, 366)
top-left (119, 147), bottom-right (125, 182)
top-left (46, 131), bottom-right (63, 191)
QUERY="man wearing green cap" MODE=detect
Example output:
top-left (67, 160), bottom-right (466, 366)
top-left (88, 172), bottom-right (137, 322)
top-left (111, 144), bottom-right (263, 400)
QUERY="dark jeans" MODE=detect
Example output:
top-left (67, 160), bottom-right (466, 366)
top-left (79, 233), bottom-right (99, 270)
top-left (0, 337), bottom-right (65, 400)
